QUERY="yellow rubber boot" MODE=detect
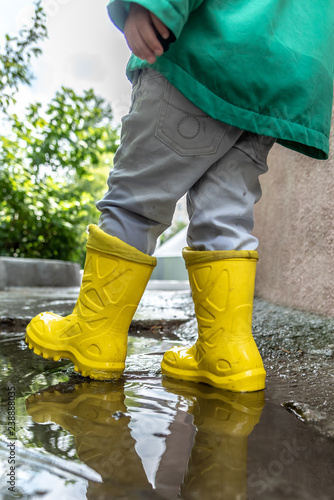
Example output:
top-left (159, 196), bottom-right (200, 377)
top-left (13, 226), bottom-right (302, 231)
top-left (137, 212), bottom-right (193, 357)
top-left (161, 249), bottom-right (265, 392)
top-left (25, 225), bottom-right (156, 380)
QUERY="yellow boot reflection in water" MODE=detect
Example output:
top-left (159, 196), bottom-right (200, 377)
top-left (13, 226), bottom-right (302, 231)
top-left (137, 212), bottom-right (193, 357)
top-left (161, 379), bottom-right (264, 500)
top-left (26, 379), bottom-right (264, 499)
top-left (26, 381), bottom-right (162, 500)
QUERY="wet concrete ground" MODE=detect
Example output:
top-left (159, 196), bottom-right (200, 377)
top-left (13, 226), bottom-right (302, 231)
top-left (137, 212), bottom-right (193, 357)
top-left (0, 286), bottom-right (334, 499)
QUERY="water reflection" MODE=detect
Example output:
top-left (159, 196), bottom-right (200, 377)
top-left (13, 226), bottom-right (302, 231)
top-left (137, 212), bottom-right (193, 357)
top-left (26, 379), bottom-right (264, 499)
top-left (162, 380), bottom-right (264, 500)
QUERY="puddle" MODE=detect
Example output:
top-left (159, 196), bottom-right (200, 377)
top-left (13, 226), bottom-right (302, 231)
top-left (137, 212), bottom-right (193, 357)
top-left (1, 329), bottom-right (334, 499)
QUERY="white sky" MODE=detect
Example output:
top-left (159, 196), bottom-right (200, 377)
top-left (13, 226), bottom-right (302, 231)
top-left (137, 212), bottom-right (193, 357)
top-left (0, 0), bottom-right (133, 124)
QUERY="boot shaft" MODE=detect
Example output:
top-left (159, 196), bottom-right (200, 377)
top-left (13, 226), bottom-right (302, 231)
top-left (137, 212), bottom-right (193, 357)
top-left (183, 248), bottom-right (258, 342)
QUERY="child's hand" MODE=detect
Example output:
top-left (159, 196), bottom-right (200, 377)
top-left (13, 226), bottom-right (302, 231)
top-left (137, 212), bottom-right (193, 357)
top-left (124, 3), bottom-right (170, 64)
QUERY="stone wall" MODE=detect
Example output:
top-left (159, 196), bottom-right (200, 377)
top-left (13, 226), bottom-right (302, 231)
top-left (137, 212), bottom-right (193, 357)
top-left (254, 106), bottom-right (334, 317)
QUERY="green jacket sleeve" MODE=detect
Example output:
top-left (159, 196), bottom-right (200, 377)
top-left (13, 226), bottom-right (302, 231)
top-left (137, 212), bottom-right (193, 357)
top-left (107, 0), bottom-right (205, 38)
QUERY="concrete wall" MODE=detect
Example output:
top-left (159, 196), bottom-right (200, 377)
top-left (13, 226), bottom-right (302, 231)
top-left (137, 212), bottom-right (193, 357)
top-left (254, 106), bottom-right (334, 317)
top-left (0, 257), bottom-right (81, 289)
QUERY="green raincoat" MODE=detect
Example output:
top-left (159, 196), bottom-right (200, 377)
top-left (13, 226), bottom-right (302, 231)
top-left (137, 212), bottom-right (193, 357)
top-left (108, 0), bottom-right (334, 159)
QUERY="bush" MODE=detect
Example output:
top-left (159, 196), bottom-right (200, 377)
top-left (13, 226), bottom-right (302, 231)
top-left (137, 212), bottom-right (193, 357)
top-left (0, 88), bottom-right (118, 265)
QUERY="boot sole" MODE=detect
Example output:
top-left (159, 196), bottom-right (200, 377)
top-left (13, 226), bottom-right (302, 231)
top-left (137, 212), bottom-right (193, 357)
top-left (160, 361), bottom-right (266, 393)
top-left (25, 326), bottom-right (125, 381)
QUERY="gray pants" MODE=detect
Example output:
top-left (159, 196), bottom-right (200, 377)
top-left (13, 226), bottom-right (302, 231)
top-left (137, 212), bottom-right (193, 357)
top-left (96, 68), bottom-right (275, 255)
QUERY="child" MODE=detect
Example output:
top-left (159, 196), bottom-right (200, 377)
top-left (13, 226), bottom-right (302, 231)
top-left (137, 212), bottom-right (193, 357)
top-left (25, 1), bottom-right (334, 392)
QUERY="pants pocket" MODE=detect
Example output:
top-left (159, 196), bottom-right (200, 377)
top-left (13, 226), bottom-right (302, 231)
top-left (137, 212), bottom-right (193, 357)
top-left (155, 80), bottom-right (228, 156)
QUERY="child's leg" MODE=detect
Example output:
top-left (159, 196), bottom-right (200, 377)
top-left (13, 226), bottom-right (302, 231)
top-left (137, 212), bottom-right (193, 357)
top-left (186, 131), bottom-right (275, 251)
top-left (161, 133), bottom-right (275, 392)
top-left (96, 68), bottom-right (243, 255)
